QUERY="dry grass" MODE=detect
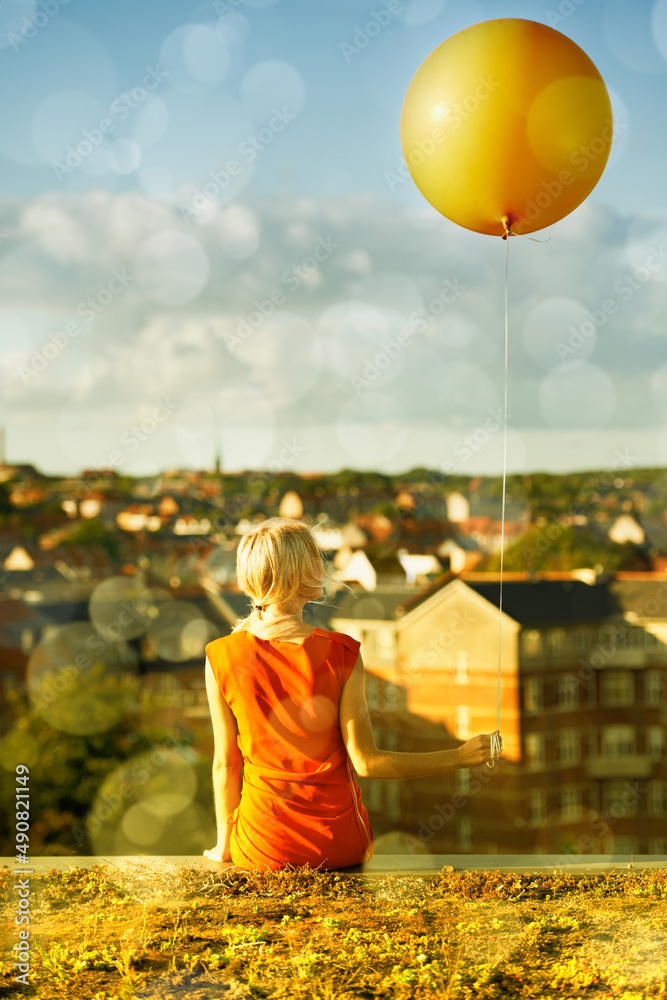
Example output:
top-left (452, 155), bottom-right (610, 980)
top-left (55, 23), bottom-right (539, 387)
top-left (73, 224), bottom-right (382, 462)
top-left (1, 861), bottom-right (667, 998)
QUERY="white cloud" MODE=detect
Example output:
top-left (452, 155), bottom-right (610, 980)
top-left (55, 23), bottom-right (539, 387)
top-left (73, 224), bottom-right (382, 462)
top-left (0, 188), bottom-right (665, 473)
top-left (20, 200), bottom-right (90, 265)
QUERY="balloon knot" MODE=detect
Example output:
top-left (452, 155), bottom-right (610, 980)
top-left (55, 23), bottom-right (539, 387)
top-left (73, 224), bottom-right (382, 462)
top-left (501, 215), bottom-right (551, 244)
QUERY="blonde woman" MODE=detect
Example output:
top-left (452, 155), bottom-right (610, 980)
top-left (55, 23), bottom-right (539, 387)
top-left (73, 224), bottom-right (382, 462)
top-left (203, 517), bottom-right (501, 871)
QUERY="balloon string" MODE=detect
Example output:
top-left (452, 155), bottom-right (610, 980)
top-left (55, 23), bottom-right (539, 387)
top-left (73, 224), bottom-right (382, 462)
top-left (498, 229), bottom-right (508, 739)
top-left (488, 220), bottom-right (511, 769)
top-left (487, 217), bottom-right (548, 769)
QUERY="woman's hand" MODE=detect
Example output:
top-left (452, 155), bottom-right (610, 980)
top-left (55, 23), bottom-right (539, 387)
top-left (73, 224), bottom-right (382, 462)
top-left (456, 733), bottom-right (503, 768)
top-left (203, 846), bottom-right (232, 863)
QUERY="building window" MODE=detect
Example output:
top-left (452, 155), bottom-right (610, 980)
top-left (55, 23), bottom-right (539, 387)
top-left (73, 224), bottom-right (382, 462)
top-left (573, 629), bottom-right (589, 654)
top-left (589, 783), bottom-right (600, 812)
top-left (629, 627), bottom-right (642, 648)
top-left (364, 781), bottom-right (382, 811)
top-left (601, 725), bottom-right (635, 758)
top-left (650, 837), bottom-right (667, 854)
top-left (586, 677), bottom-right (597, 706)
top-left (645, 671), bottom-right (665, 706)
top-left (647, 726), bottom-right (665, 761)
top-left (648, 781), bottom-right (664, 818)
top-left (522, 630), bottom-right (542, 657)
top-left (587, 730), bottom-right (598, 756)
top-left (455, 706), bottom-right (470, 739)
top-left (600, 625), bottom-right (628, 650)
top-left (456, 768), bottom-right (471, 793)
top-left (455, 650), bottom-right (468, 684)
top-left (384, 729), bottom-right (398, 752)
top-left (529, 789), bottom-right (547, 824)
top-left (600, 671), bottom-right (634, 707)
top-left (366, 674), bottom-right (379, 710)
top-left (383, 681), bottom-right (401, 712)
top-left (603, 780), bottom-right (638, 817)
top-left (643, 629), bottom-right (658, 649)
top-left (376, 629), bottom-right (396, 660)
top-left (458, 817), bottom-right (472, 850)
top-left (560, 785), bottom-right (582, 821)
top-left (558, 729), bottom-right (580, 764)
top-left (524, 678), bottom-right (543, 713)
top-left (557, 674), bottom-right (578, 709)
top-left (526, 732), bottom-right (545, 768)
top-left (385, 782), bottom-right (401, 822)
top-left (612, 836), bottom-right (638, 854)
top-left (548, 628), bottom-right (566, 655)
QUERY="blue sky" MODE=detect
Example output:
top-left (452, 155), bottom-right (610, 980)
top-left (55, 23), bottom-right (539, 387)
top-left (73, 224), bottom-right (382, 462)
top-left (0, 0), bottom-right (666, 478)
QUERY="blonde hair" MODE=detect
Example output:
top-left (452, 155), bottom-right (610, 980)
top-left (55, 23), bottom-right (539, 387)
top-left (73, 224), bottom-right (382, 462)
top-left (232, 517), bottom-right (338, 639)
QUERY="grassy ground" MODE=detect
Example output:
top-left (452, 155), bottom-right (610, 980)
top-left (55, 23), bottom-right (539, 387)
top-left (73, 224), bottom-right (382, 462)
top-left (1, 862), bottom-right (666, 999)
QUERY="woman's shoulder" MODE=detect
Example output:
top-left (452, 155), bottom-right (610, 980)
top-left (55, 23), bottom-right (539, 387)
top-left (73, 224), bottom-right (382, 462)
top-left (313, 627), bottom-right (360, 654)
top-left (205, 630), bottom-right (246, 659)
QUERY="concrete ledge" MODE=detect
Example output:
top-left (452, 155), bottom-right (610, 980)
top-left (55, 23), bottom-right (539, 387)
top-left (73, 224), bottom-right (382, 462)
top-left (2, 855), bottom-right (666, 877)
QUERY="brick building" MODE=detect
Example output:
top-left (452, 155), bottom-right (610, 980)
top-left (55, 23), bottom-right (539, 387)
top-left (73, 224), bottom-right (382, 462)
top-left (332, 573), bottom-right (667, 856)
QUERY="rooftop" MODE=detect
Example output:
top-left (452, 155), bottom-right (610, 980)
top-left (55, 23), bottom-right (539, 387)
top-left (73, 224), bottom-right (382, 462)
top-left (393, 572), bottom-right (667, 626)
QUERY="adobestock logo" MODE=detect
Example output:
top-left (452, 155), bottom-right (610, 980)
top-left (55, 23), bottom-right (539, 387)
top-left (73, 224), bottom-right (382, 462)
top-left (349, 277), bottom-right (467, 393)
top-left (556, 246), bottom-right (667, 363)
top-left (6, 0), bottom-right (69, 53)
top-left (448, 407), bottom-right (505, 466)
top-left (340, 2), bottom-right (403, 63)
top-left (403, 757), bottom-right (509, 855)
top-left (385, 75), bottom-right (500, 193)
top-left (554, 782), bottom-right (649, 864)
top-left (523, 118), bottom-right (626, 223)
top-left (16, 268), bottom-right (134, 384)
top-left (223, 236), bottom-right (340, 353)
top-left (545, 0), bottom-right (587, 29)
top-left (179, 107), bottom-right (297, 223)
top-left (51, 67), bottom-right (169, 181)
top-left (411, 610), bottom-right (476, 670)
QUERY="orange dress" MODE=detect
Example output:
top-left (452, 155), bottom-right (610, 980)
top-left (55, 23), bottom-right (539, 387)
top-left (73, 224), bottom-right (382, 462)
top-left (205, 626), bottom-right (374, 871)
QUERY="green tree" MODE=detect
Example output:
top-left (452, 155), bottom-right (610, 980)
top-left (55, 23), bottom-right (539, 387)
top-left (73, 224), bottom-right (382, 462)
top-left (0, 688), bottom-right (189, 856)
top-left (484, 524), bottom-right (642, 573)
top-left (368, 501), bottom-right (399, 518)
top-left (59, 517), bottom-right (121, 561)
top-left (0, 480), bottom-right (13, 515)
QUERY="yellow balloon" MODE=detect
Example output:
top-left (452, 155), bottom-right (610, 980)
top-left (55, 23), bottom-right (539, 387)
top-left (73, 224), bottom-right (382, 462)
top-left (400, 18), bottom-right (613, 237)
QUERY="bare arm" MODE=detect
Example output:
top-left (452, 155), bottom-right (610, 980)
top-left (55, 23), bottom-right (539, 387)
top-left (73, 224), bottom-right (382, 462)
top-left (339, 652), bottom-right (499, 779)
top-left (204, 656), bottom-right (243, 862)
